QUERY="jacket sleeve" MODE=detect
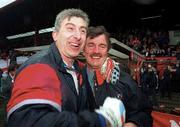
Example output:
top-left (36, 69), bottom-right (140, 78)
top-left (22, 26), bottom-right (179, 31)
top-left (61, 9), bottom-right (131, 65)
top-left (7, 104), bottom-right (101, 127)
top-left (125, 86), bottom-right (153, 127)
top-left (118, 71), bottom-right (153, 127)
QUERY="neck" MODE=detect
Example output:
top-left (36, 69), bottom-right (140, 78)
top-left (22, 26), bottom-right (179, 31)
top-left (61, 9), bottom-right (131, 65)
top-left (61, 55), bottom-right (74, 68)
top-left (87, 65), bottom-right (99, 71)
top-left (58, 47), bottom-right (74, 67)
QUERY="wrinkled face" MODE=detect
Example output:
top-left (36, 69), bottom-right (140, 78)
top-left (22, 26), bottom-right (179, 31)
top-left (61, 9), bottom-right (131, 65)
top-left (83, 34), bottom-right (108, 69)
top-left (52, 17), bottom-right (87, 59)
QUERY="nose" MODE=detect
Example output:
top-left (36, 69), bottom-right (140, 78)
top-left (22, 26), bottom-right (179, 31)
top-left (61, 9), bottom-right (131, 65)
top-left (93, 46), bottom-right (99, 53)
top-left (73, 30), bottom-right (81, 40)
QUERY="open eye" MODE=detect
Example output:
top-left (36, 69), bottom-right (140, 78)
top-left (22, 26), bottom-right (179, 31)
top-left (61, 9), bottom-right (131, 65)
top-left (65, 24), bottom-right (75, 32)
top-left (80, 28), bottom-right (87, 34)
top-left (67, 26), bottom-right (74, 31)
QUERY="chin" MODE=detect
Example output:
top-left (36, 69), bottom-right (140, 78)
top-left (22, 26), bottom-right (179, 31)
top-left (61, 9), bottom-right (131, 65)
top-left (71, 52), bottom-right (80, 57)
top-left (92, 64), bottom-right (101, 68)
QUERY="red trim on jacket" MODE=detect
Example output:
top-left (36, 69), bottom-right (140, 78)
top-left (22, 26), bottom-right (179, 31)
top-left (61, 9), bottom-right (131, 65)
top-left (7, 64), bottom-right (62, 112)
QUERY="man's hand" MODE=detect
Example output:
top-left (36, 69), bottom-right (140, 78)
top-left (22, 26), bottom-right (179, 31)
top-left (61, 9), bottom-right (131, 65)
top-left (123, 122), bottom-right (138, 127)
top-left (101, 57), bottom-right (120, 84)
top-left (101, 57), bottom-right (115, 82)
top-left (95, 97), bottom-right (126, 127)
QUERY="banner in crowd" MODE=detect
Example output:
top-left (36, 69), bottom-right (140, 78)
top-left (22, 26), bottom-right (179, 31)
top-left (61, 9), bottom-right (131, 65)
top-left (152, 111), bottom-right (180, 127)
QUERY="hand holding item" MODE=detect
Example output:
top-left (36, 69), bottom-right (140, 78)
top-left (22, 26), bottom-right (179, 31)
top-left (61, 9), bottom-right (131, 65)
top-left (95, 57), bottom-right (120, 85)
top-left (101, 57), bottom-right (115, 82)
top-left (96, 97), bottom-right (126, 127)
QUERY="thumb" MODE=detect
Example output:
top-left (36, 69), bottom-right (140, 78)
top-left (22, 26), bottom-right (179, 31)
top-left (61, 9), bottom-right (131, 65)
top-left (101, 57), bottom-right (115, 79)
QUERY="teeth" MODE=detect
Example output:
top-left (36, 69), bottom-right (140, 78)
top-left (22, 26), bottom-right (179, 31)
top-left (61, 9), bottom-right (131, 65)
top-left (71, 42), bottom-right (79, 46)
top-left (92, 56), bottom-right (100, 59)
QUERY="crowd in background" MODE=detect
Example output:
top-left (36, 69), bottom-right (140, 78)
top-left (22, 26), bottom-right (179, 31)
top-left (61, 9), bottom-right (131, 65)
top-left (0, 27), bottom-right (180, 116)
top-left (113, 28), bottom-right (180, 59)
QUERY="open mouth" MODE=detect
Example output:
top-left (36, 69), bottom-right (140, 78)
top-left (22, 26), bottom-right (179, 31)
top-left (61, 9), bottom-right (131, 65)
top-left (92, 56), bottom-right (100, 59)
top-left (70, 42), bottom-right (81, 49)
top-left (90, 54), bottom-right (102, 59)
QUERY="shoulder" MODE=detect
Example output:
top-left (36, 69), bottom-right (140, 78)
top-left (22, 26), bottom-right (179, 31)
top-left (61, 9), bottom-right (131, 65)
top-left (120, 71), bottom-right (136, 85)
top-left (17, 63), bottom-right (57, 79)
top-left (119, 70), bottom-right (139, 94)
top-left (16, 50), bottom-right (51, 74)
top-left (13, 63), bottom-right (60, 94)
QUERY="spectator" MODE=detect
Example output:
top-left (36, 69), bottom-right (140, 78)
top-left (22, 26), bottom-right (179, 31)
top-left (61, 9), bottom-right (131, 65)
top-left (0, 68), bottom-right (3, 93)
top-left (160, 65), bottom-right (172, 99)
top-left (1, 63), bottom-right (17, 100)
top-left (1, 63), bottom-right (17, 127)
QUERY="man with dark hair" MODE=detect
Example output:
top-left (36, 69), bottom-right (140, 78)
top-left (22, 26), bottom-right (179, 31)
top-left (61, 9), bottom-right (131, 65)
top-left (83, 26), bottom-right (153, 127)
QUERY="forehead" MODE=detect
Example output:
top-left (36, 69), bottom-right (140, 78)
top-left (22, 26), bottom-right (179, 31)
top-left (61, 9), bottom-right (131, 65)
top-left (86, 34), bottom-right (107, 44)
top-left (61, 17), bottom-right (87, 28)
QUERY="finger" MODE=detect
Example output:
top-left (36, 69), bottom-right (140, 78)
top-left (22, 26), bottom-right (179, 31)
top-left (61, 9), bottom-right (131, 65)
top-left (106, 69), bottom-right (112, 83)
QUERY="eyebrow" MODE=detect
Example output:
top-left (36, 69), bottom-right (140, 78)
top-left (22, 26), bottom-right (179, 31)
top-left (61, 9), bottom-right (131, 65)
top-left (65, 23), bottom-right (87, 30)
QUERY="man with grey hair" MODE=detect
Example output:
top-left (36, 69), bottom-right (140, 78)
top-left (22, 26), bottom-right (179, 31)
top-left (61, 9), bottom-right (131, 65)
top-left (7, 8), bottom-right (125, 127)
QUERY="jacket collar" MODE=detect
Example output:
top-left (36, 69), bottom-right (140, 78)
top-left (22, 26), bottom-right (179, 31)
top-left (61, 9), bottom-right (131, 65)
top-left (49, 43), bottom-right (82, 73)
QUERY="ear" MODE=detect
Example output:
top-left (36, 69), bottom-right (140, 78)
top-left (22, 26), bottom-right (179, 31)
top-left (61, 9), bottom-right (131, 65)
top-left (52, 31), bottom-right (58, 41)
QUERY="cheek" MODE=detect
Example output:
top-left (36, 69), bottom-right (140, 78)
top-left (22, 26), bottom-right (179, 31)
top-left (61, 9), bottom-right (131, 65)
top-left (81, 42), bottom-right (85, 49)
top-left (84, 47), bottom-right (91, 55)
top-left (83, 52), bottom-right (89, 59)
top-left (101, 50), bottom-right (108, 56)
top-left (84, 52), bottom-right (92, 61)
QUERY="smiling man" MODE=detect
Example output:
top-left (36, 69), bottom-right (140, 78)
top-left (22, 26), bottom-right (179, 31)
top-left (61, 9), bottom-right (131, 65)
top-left (84, 33), bottom-right (109, 69)
top-left (83, 26), bottom-right (153, 127)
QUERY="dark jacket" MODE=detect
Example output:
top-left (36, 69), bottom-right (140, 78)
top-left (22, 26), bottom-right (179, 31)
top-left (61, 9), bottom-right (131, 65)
top-left (84, 67), bottom-right (153, 127)
top-left (1, 74), bottom-right (13, 99)
top-left (7, 43), bottom-right (101, 127)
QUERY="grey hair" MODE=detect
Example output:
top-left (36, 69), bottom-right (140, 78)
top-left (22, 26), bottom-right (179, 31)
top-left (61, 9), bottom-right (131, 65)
top-left (54, 8), bottom-right (89, 31)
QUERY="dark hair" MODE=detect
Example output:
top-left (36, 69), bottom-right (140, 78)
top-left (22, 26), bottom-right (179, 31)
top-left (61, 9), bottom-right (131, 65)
top-left (87, 26), bottom-right (111, 51)
top-left (8, 63), bottom-right (17, 73)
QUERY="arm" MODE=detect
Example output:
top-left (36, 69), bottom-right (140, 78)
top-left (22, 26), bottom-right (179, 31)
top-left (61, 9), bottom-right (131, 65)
top-left (8, 104), bottom-right (100, 127)
top-left (119, 71), bottom-right (153, 127)
top-left (99, 57), bottom-right (152, 127)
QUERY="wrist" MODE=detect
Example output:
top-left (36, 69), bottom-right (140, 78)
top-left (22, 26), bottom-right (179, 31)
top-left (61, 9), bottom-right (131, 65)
top-left (98, 114), bottom-right (106, 127)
